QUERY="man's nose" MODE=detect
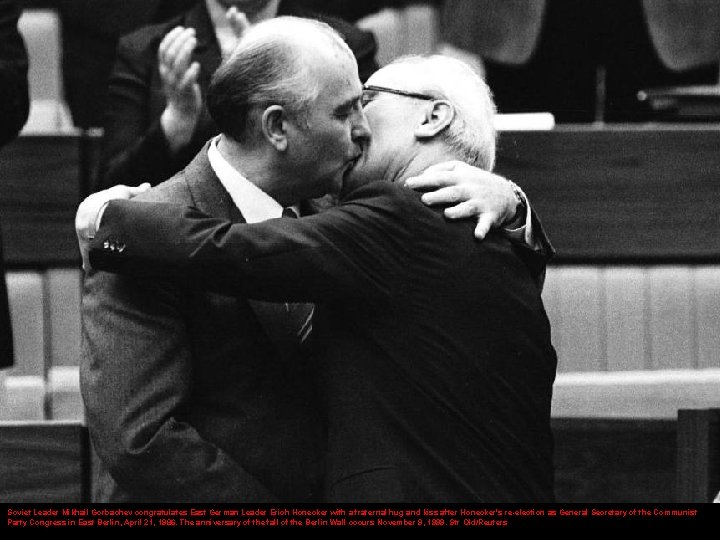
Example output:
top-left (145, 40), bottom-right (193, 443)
top-left (351, 109), bottom-right (371, 141)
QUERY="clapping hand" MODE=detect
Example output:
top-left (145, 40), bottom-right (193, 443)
top-left (158, 26), bottom-right (202, 153)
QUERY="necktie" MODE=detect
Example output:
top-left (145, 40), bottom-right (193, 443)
top-left (247, 207), bottom-right (314, 360)
top-left (280, 206), bottom-right (314, 343)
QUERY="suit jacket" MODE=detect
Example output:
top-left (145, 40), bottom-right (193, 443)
top-left (95, 1), bottom-right (379, 191)
top-left (81, 145), bottom-right (325, 502)
top-left (0, 0), bottom-right (29, 367)
top-left (90, 180), bottom-right (558, 502)
top-left (442, 0), bottom-right (720, 71)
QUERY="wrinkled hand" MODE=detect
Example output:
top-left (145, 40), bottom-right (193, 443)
top-left (76, 184), bottom-right (151, 272)
top-left (159, 26), bottom-right (202, 152)
top-left (405, 161), bottom-right (519, 240)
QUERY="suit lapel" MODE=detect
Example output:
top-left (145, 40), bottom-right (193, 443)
top-left (183, 142), bottom-right (243, 223)
top-left (181, 143), bottom-right (310, 359)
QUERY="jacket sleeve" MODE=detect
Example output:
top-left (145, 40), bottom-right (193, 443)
top-left (80, 270), bottom-right (278, 501)
top-left (89, 186), bottom-right (411, 304)
top-left (95, 34), bottom-right (192, 191)
top-left (0, 0), bottom-right (29, 147)
top-left (512, 204), bottom-right (555, 291)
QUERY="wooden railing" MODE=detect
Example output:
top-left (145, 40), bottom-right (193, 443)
top-left (2, 411), bottom-right (716, 503)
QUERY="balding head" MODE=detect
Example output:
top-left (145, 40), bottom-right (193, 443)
top-left (207, 16), bottom-right (357, 143)
top-left (369, 55), bottom-right (497, 171)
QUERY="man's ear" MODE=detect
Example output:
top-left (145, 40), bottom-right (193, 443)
top-left (415, 100), bottom-right (455, 140)
top-left (260, 105), bottom-right (288, 151)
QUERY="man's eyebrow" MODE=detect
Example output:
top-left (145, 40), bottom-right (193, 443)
top-left (336, 93), bottom-right (363, 112)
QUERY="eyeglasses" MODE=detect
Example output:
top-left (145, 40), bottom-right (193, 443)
top-left (361, 84), bottom-right (435, 107)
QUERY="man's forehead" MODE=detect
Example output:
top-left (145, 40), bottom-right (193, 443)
top-left (315, 56), bottom-right (362, 96)
top-left (367, 64), bottom-right (425, 90)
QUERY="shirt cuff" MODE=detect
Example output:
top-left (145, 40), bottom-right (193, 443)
top-left (94, 201), bottom-right (111, 236)
top-left (503, 201), bottom-right (540, 251)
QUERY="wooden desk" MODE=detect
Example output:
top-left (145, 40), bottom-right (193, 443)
top-left (2, 127), bottom-right (720, 266)
top-left (553, 417), bottom-right (676, 502)
top-left (0, 135), bottom-right (84, 267)
top-left (0, 421), bottom-right (89, 502)
top-left (496, 125), bottom-right (720, 262)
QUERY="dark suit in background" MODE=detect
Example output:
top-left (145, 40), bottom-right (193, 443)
top-left (81, 146), bottom-right (324, 502)
top-left (91, 180), bottom-right (558, 502)
top-left (59, 0), bottom-right (195, 129)
top-left (95, 1), bottom-right (378, 191)
top-left (0, 0), bottom-right (29, 368)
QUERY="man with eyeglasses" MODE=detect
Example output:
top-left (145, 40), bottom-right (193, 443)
top-left (76, 17), bottom-right (556, 502)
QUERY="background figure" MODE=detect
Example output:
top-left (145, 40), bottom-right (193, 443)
top-left (95, 0), bottom-right (378, 191)
top-left (441, 0), bottom-right (720, 122)
top-left (0, 0), bottom-right (30, 368)
top-left (59, 0), bottom-right (196, 129)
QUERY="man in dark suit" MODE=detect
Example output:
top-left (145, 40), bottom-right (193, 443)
top-left (79, 24), bottom-right (557, 501)
top-left (80, 16), bottom-right (529, 503)
top-left (95, 0), bottom-right (379, 191)
top-left (0, 0), bottom-right (29, 369)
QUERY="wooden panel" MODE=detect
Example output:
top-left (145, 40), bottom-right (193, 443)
top-left (6, 271), bottom-right (45, 376)
top-left (695, 267), bottom-right (720, 369)
top-left (0, 135), bottom-right (82, 266)
top-left (676, 408), bottom-right (720, 503)
top-left (47, 268), bottom-right (81, 367)
top-left (553, 418), bottom-right (676, 502)
top-left (604, 267), bottom-right (647, 371)
top-left (552, 370), bottom-right (720, 419)
top-left (48, 366), bottom-right (83, 422)
top-left (0, 376), bottom-right (44, 421)
top-left (648, 267), bottom-right (694, 369)
top-left (496, 126), bottom-right (720, 260)
top-left (0, 421), bottom-right (89, 502)
top-left (3, 128), bottom-right (720, 265)
top-left (554, 267), bottom-right (605, 372)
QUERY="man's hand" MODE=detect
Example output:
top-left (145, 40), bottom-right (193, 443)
top-left (405, 161), bottom-right (520, 240)
top-left (76, 184), bottom-right (151, 272)
top-left (215, 7), bottom-right (251, 59)
top-left (159, 26), bottom-right (202, 153)
top-left (226, 7), bottom-right (251, 42)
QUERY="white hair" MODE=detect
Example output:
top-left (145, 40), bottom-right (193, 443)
top-left (387, 54), bottom-right (497, 171)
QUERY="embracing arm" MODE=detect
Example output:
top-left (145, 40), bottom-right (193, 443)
top-left (81, 271), bottom-right (277, 501)
top-left (404, 161), bottom-right (555, 287)
top-left (87, 186), bottom-right (410, 303)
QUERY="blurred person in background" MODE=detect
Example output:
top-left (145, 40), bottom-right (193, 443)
top-left (0, 0), bottom-right (30, 370)
top-left (95, 0), bottom-right (379, 191)
top-left (440, 0), bottom-right (720, 122)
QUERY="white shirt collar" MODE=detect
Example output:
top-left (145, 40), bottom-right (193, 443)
top-left (207, 136), bottom-right (285, 224)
